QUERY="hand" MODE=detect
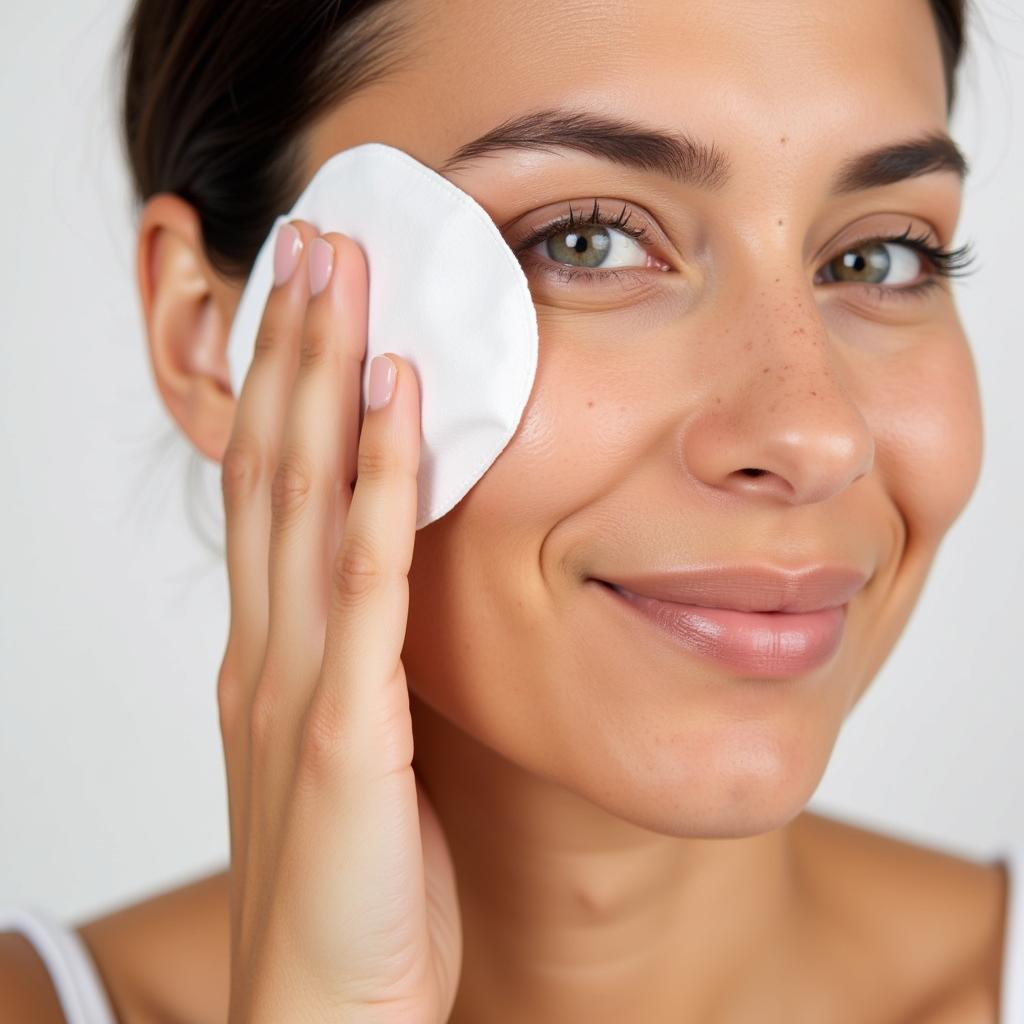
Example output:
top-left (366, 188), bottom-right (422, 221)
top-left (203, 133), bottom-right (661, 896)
top-left (216, 222), bottom-right (462, 1024)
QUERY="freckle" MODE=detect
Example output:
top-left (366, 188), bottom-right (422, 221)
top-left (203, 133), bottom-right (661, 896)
top-left (810, 391), bottom-right (818, 396)
top-left (715, 397), bottom-right (722, 404)
top-left (744, 340), bottom-right (753, 351)
top-left (775, 277), bottom-right (780, 283)
top-left (779, 136), bottom-right (788, 144)
top-left (587, 400), bottom-right (594, 408)
top-left (777, 219), bottom-right (783, 226)
top-left (762, 367), bottom-right (770, 374)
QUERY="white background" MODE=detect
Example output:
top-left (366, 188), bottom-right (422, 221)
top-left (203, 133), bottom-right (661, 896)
top-left (1, 0), bottom-right (1021, 925)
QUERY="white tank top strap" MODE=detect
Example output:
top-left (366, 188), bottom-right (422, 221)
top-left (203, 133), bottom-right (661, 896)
top-left (0, 903), bottom-right (117, 1024)
top-left (998, 847), bottom-right (1024, 1024)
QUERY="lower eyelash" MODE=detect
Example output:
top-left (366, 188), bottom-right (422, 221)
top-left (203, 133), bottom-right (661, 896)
top-left (523, 258), bottom-right (651, 288)
top-left (863, 277), bottom-right (943, 304)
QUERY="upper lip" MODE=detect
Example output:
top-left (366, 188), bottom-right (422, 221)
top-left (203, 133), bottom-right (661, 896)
top-left (595, 565), bottom-right (870, 613)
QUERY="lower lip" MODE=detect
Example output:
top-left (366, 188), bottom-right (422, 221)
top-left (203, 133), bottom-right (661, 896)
top-left (595, 581), bottom-right (847, 679)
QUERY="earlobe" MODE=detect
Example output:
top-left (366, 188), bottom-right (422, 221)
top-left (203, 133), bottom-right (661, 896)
top-left (137, 193), bottom-right (241, 463)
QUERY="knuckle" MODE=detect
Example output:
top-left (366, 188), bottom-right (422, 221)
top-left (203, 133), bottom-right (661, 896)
top-left (296, 695), bottom-right (350, 783)
top-left (216, 656), bottom-right (245, 736)
top-left (331, 534), bottom-right (385, 605)
top-left (356, 440), bottom-right (397, 483)
top-left (253, 323), bottom-right (287, 360)
top-left (270, 449), bottom-right (314, 526)
top-left (248, 677), bottom-right (281, 754)
top-left (298, 326), bottom-right (331, 371)
top-left (221, 436), bottom-right (266, 509)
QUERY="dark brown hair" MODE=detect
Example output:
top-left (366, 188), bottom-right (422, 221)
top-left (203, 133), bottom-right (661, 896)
top-left (119, 0), bottom-right (968, 284)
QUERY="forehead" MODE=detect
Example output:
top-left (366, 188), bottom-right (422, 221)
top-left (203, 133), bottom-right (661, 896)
top-left (309, 0), bottom-right (948, 176)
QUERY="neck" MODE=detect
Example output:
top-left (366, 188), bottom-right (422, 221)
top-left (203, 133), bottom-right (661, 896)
top-left (409, 691), bottom-right (810, 1023)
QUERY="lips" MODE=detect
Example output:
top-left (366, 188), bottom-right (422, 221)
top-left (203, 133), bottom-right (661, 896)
top-left (590, 564), bottom-right (869, 678)
top-left (594, 565), bottom-right (869, 614)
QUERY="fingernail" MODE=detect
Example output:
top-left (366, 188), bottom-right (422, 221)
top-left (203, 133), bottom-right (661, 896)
top-left (368, 355), bottom-right (396, 410)
top-left (273, 223), bottom-right (303, 286)
top-left (308, 237), bottom-right (335, 296)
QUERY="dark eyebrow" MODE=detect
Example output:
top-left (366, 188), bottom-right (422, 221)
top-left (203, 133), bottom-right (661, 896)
top-left (830, 131), bottom-right (969, 194)
top-left (441, 107), bottom-right (731, 190)
top-left (441, 107), bottom-right (968, 197)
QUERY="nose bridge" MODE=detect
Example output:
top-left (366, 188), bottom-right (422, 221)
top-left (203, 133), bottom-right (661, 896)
top-left (682, 257), bottom-right (875, 506)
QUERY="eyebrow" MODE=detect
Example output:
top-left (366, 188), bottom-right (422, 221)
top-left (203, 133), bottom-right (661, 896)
top-left (830, 130), bottom-right (968, 193)
top-left (442, 108), bottom-right (730, 189)
top-left (440, 107), bottom-right (968, 195)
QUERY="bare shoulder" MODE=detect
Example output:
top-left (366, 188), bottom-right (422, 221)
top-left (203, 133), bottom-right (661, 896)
top-left (791, 811), bottom-right (1009, 1023)
top-left (75, 866), bottom-right (230, 1024)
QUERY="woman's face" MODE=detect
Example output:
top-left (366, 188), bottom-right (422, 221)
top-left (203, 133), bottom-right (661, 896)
top-left (301, 0), bottom-right (982, 835)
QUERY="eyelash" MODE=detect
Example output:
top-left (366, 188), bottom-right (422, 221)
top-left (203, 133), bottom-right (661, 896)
top-left (513, 200), bottom-right (978, 302)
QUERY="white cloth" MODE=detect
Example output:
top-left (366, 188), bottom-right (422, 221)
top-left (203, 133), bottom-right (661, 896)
top-left (225, 142), bottom-right (539, 530)
top-left (3, 846), bottom-right (1023, 1022)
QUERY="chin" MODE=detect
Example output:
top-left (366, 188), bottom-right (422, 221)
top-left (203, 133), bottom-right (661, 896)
top-left (550, 718), bottom-right (837, 840)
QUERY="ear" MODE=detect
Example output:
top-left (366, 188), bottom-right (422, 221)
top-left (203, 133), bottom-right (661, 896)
top-left (137, 193), bottom-right (242, 463)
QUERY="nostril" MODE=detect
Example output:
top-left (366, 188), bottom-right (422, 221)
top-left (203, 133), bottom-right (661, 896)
top-left (740, 468), bottom-right (767, 477)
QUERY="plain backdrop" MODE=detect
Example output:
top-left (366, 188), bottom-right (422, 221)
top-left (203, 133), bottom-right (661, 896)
top-left (1, 0), bottom-right (1022, 925)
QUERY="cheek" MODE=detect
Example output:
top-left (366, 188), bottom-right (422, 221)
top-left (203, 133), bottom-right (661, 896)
top-left (869, 335), bottom-right (983, 544)
top-left (466, 329), bottom-right (660, 528)
top-left (402, 328), bottom-right (653, 726)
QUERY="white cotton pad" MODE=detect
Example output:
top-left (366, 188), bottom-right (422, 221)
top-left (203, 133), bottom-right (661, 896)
top-left (225, 142), bottom-right (539, 529)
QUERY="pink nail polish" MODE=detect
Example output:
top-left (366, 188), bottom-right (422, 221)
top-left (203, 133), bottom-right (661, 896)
top-left (368, 355), bottom-right (396, 410)
top-left (308, 238), bottom-right (335, 296)
top-left (273, 223), bottom-right (302, 286)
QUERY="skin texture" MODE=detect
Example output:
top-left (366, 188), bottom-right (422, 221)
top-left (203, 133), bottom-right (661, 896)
top-left (35, 0), bottom-right (1008, 1022)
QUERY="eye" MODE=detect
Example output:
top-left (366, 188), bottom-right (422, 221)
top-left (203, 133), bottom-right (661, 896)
top-left (529, 221), bottom-right (651, 271)
top-left (512, 200), bottom-right (671, 285)
top-left (818, 240), bottom-right (923, 287)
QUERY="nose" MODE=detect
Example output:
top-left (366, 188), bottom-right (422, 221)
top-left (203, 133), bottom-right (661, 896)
top-left (681, 279), bottom-right (874, 506)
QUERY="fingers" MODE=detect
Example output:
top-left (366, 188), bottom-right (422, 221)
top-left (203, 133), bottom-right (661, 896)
top-left (305, 350), bottom-right (422, 784)
top-left (219, 218), bottom-right (317, 955)
top-left (251, 233), bottom-right (369, 858)
top-left (264, 233), bottom-right (368, 681)
top-left (221, 220), bottom-right (319, 689)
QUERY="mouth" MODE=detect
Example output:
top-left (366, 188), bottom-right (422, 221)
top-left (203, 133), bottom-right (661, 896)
top-left (593, 580), bottom-right (848, 678)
